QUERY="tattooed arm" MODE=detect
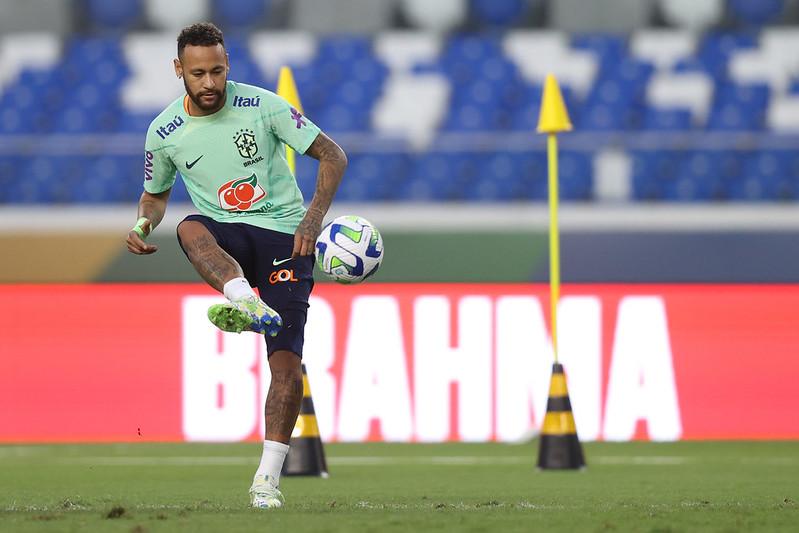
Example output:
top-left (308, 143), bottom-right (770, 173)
top-left (293, 132), bottom-right (347, 257)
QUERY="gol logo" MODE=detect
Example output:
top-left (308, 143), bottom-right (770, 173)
top-left (269, 269), bottom-right (298, 284)
top-left (218, 173), bottom-right (266, 211)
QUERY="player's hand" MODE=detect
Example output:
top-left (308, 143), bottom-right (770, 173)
top-left (292, 212), bottom-right (322, 257)
top-left (126, 219), bottom-right (158, 255)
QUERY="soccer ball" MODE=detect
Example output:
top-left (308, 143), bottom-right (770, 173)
top-left (315, 215), bottom-right (384, 284)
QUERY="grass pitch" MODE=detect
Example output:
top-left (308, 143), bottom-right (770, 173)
top-left (1, 441), bottom-right (797, 532)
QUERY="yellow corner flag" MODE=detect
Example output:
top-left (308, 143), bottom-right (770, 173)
top-left (535, 74), bottom-right (585, 471)
top-left (537, 74), bottom-right (571, 361)
top-left (276, 66), bottom-right (304, 176)
top-left (537, 74), bottom-right (573, 134)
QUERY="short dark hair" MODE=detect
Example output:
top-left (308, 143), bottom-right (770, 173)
top-left (177, 22), bottom-right (224, 57)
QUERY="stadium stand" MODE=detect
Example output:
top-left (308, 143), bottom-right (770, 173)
top-left (2, 0), bottom-right (799, 204)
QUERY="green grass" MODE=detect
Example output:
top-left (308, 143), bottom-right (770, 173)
top-left (1, 441), bottom-right (797, 532)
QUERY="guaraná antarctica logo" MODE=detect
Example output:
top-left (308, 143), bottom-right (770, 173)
top-left (217, 173), bottom-right (266, 211)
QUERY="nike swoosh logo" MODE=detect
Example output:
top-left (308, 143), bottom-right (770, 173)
top-left (185, 155), bottom-right (204, 169)
top-left (272, 257), bottom-right (292, 266)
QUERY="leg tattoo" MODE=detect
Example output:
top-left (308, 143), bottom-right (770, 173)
top-left (179, 224), bottom-right (243, 291)
top-left (265, 368), bottom-right (303, 444)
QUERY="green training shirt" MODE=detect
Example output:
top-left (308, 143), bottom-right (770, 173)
top-left (143, 80), bottom-right (321, 235)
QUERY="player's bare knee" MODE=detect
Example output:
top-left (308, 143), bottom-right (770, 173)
top-left (177, 221), bottom-right (216, 255)
top-left (176, 220), bottom-right (205, 242)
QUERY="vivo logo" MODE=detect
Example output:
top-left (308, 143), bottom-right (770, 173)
top-left (156, 115), bottom-right (185, 139)
top-left (144, 150), bottom-right (154, 180)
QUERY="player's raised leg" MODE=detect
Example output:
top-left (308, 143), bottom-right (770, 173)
top-left (177, 220), bottom-right (282, 336)
top-left (250, 350), bottom-right (303, 509)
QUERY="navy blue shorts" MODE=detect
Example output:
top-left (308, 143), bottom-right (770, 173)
top-left (177, 214), bottom-right (315, 358)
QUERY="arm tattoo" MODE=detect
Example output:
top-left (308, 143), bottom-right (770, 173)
top-left (301, 133), bottom-right (348, 235)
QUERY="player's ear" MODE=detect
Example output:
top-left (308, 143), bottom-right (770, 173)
top-left (174, 58), bottom-right (183, 79)
top-left (225, 53), bottom-right (230, 75)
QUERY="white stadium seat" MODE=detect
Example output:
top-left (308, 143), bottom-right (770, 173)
top-left (503, 31), bottom-right (598, 97)
top-left (399, 0), bottom-right (467, 33)
top-left (372, 74), bottom-right (450, 149)
top-left (144, 0), bottom-right (211, 32)
top-left (0, 33), bottom-right (60, 92)
top-left (249, 31), bottom-right (317, 79)
top-left (121, 33), bottom-right (184, 111)
top-left (659, 0), bottom-right (723, 30)
top-left (375, 32), bottom-right (442, 73)
top-left (630, 30), bottom-right (696, 71)
top-left (647, 72), bottom-right (714, 125)
top-left (767, 96), bottom-right (799, 131)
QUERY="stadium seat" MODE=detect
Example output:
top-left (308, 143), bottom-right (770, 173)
top-left (145, 0), bottom-right (211, 32)
top-left (659, 0), bottom-right (723, 30)
top-left (213, 0), bottom-right (270, 29)
top-left (643, 108), bottom-right (693, 130)
top-left (470, 0), bottom-right (528, 27)
top-left (399, 0), bottom-right (467, 32)
top-left (728, 0), bottom-right (785, 26)
top-left (86, 0), bottom-right (143, 31)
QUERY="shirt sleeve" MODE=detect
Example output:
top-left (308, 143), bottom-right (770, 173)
top-left (267, 96), bottom-right (322, 155)
top-left (142, 123), bottom-right (177, 194)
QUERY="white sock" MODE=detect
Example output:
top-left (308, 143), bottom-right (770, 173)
top-left (254, 440), bottom-right (290, 486)
top-left (223, 277), bottom-right (255, 302)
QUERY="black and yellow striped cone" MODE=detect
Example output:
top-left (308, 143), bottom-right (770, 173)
top-left (537, 362), bottom-right (586, 470)
top-left (282, 364), bottom-right (329, 477)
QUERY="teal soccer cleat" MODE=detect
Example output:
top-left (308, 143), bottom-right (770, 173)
top-left (207, 296), bottom-right (282, 337)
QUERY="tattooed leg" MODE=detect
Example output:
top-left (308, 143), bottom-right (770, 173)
top-left (177, 220), bottom-right (243, 292)
top-left (265, 350), bottom-right (303, 444)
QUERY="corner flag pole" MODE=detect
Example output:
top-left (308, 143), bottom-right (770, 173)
top-left (536, 74), bottom-right (573, 362)
top-left (276, 66), bottom-right (303, 176)
top-left (535, 75), bottom-right (585, 470)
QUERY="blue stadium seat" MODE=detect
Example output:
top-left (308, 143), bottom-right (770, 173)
top-left (470, 0), bottom-right (528, 26)
top-left (117, 112), bottom-right (157, 133)
top-left (630, 150), bottom-right (676, 200)
top-left (401, 152), bottom-right (480, 201)
top-left (467, 152), bottom-right (526, 201)
top-left (318, 103), bottom-right (369, 132)
top-left (294, 155), bottom-right (318, 199)
top-left (341, 153), bottom-right (408, 201)
top-left (86, 0), bottom-right (142, 30)
top-left (729, 0), bottom-right (785, 26)
top-left (517, 152), bottom-right (547, 200)
top-left (69, 157), bottom-right (128, 203)
top-left (665, 151), bottom-right (725, 201)
top-left (706, 103), bottom-right (762, 130)
top-left (170, 175), bottom-right (192, 203)
top-left (741, 150), bottom-right (795, 200)
top-left (559, 152), bottom-right (593, 200)
top-left (644, 108), bottom-right (693, 130)
top-left (213, 0), bottom-right (271, 29)
top-left (571, 34), bottom-right (627, 69)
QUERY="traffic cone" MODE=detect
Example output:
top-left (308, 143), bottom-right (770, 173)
top-left (282, 364), bottom-right (329, 477)
top-left (537, 362), bottom-right (586, 470)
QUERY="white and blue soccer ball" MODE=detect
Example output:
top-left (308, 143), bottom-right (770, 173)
top-left (315, 215), bottom-right (384, 284)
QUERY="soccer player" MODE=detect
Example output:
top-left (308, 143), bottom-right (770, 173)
top-left (125, 22), bottom-right (347, 509)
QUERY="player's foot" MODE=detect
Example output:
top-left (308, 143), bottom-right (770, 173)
top-left (249, 475), bottom-right (285, 509)
top-left (207, 296), bottom-right (282, 337)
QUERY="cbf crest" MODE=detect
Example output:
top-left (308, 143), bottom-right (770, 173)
top-left (233, 128), bottom-right (258, 159)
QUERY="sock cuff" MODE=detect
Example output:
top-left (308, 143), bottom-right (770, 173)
top-left (223, 277), bottom-right (255, 301)
top-left (263, 440), bottom-right (290, 454)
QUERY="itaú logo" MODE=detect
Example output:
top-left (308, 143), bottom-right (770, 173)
top-left (180, 293), bottom-right (683, 443)
top-left (268, 269), bottom-right (297, 284)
